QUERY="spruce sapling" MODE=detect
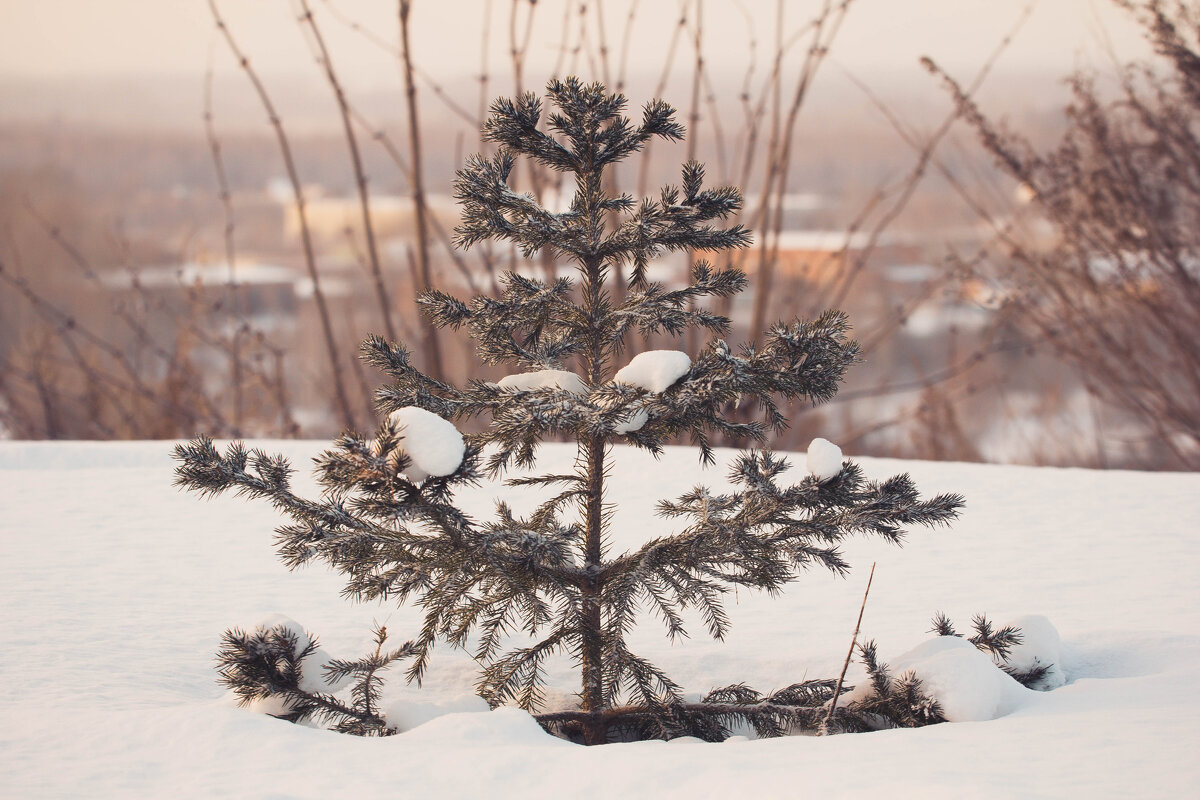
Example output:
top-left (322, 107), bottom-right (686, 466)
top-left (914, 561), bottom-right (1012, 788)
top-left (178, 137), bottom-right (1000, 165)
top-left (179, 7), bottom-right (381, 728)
top-left (174, 78), bottom-right (963, 744)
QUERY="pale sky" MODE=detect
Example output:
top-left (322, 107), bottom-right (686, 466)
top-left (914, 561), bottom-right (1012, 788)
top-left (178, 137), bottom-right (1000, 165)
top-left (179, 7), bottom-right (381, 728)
top-left (0, 0), bottom-right (1150, 89)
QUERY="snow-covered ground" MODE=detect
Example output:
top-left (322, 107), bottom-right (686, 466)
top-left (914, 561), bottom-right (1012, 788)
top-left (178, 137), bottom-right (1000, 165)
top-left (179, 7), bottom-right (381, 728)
top-left (2, 440), bottom-right (1198, 798)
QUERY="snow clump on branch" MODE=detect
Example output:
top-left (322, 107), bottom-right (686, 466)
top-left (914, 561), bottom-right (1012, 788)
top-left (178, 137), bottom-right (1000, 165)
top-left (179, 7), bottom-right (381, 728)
top-left (236, 614), bottom-right (352, 717)
top-left (613, 350), bottom-right (692, 392)
top-left (806, 437), bottom-right (845, 481)
top-left (872, 636), bottom-right (1032, 722)
top-left (386, 407), bottom-right (466, 483)
top-left (1003, 615), bottom-right (1066, 690)
top-left (496, 370), bottom-right (588, 395)
top-left (611, 350), bottom-right (692, 434)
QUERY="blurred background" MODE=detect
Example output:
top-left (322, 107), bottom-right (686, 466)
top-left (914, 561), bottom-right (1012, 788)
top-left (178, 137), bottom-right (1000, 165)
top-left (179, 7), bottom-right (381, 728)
top-left (2, 0), bottom-right (1197, 470)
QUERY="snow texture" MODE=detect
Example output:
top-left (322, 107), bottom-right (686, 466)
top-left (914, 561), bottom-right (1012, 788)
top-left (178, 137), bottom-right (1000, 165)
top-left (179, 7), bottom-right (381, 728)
top-left (806, 437), bottom-right (844, 480)
top-left (386, 407), bottom-right (465, 483)
top-left (613, 350), bottom-right (692, 392)
top-left (385, 692), bottom-right (491, 733)
top-left (397, 706), bottom-right (559, 748)
top-left (3, 441), bottom-right (1200, 798)
top-left (1004, 614), bottom-right (1067, 689)
top-left (496, 370), bottom-right (588, 395)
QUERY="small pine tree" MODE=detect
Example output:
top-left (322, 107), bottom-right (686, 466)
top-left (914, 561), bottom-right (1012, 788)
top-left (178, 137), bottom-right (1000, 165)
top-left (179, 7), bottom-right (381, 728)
top-left (174, 78), bottom-right (963, 745)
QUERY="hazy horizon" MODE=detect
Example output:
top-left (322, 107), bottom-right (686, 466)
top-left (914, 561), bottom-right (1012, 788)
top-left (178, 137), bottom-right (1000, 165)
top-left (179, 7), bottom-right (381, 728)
top-left (1, 1), bottom-right (1149, 80)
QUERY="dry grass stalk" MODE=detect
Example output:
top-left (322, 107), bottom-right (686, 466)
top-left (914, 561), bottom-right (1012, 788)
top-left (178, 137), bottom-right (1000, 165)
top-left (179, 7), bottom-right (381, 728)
top-left (398, 0), bottom-right (445, 383)
top-left (298, 0), bottom-right (399, 346)
top-left (208, 0), bottom-right (355, 429)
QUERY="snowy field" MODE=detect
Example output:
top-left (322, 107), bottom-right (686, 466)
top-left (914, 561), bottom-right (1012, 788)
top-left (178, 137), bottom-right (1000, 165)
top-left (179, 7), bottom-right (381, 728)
top-left (2, 440), bottom-right (1198, 798)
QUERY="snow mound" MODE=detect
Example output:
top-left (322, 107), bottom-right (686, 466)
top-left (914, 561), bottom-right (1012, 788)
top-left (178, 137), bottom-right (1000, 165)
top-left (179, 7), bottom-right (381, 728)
top-left (400, 707), bottom-right (561, 748)
top-left (387, 407), bottom-right (466, 483)
top-left (613, 350), bottom-right (691, 392)
top-left (384, 692), bottom-right (490, 733)
top-left (1005, 614), bottom-right (1067, 689)
top-left (806, 437), bottom-right (844, 480)
top-left (890, 636), bottom-right (1034, 722)
top-left (242, 692), bottom-right (298, 718)
top-left (496, 370), bottom-right (588, 395)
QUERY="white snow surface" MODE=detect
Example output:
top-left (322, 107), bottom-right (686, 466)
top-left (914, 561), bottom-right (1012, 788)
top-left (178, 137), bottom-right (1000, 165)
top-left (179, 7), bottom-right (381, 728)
top-left (613, 350), bottom-right (691, 392)
top-left (386, 407), bottom-right (465, 483)
top-left (496, 369), bottom-right (588, 395)
top-left (807, 437), bottom-right (844, 480)
top-left (2, 441), bottom-right (1199, 797)
top-left (385, 691), bottom-right (491, 733)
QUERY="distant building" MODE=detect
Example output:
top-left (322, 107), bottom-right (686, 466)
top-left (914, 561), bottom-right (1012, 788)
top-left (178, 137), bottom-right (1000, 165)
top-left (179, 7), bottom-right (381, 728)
top-left (98, 260), bottom-right (352, 321)
top-left (724, 230), bottom-right (921, 285)
top-left (282, 194), bottom-right (460, 244)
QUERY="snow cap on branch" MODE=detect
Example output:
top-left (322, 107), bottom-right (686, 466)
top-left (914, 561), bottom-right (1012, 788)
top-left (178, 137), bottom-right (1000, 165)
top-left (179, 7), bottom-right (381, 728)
top-left (387, 407), bottom-right (466, 483)
top-left (806, 437), bottom-right (844, 481)
top-left (875, 636), bottom-right (1031, 722)
top-left (613, 350), bottom-right (691, 392)
top-left (496, 369), bottom-right (588, 395)
top-left (1003, 615), bottom-right (1066, 690)
top-left (610, 350), bottom-right (691, 434)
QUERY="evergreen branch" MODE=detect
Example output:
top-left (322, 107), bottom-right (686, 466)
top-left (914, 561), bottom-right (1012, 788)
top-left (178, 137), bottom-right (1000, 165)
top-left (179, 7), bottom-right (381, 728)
top-left (968, 613), bottom-right (1024, 661)
top-left (535, 679), bottom-right (837, 742)
top-left (929, 611), bottom-right (959, 637)
top-left (215, 624), bottom-right (397, 736)
top-left (477, 626), bottom-right (575, 709)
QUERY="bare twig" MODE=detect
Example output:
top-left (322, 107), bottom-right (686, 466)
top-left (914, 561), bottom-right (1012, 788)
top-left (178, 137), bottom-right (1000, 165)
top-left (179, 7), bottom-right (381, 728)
top-left (209, 0), bottom-right (355, 430)
top-left (315, 0), bottom-right (480, 127)
top-left (298, 0), bottom-right (399, 344)
top-left (821, 4), bottom-right (1031, 314)
top-left (203, 41), bottom-right (245, 434)
top-left (749, 0), bottom-right (852, 348)
top-left (822, 561), bottom-right (875, 734)
top-left (398, 0), bottom-right (445, 382)
top-left (684, 0), bottom-right (705, 355)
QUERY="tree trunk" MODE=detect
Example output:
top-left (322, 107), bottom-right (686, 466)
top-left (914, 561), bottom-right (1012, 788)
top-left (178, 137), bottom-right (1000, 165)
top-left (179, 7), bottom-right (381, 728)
top-left (579, 433), bottom-right (607, 745)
